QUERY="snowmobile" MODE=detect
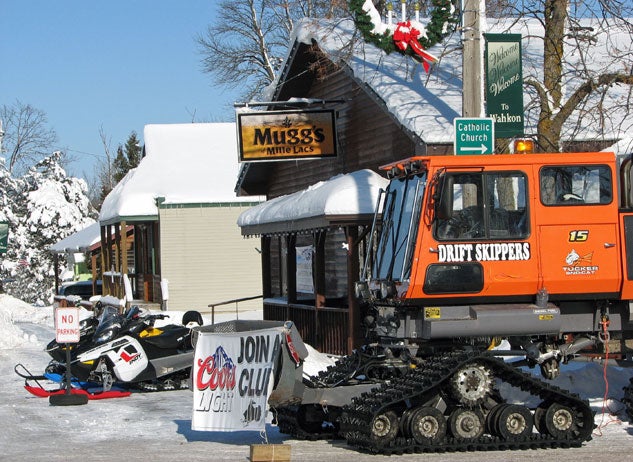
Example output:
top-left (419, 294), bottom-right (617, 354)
top-left (17, 299), bottom-right (204, 397)
top-left (61, 304), bottom-right (204, 392)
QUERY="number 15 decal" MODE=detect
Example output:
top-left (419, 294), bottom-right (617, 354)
top-left (569, 230), bottom-right (589, 242)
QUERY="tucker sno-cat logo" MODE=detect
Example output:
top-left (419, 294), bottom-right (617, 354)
top-left (563, 249), bottom-right (598, 275)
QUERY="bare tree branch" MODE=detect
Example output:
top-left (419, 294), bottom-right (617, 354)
top-left (196, 0), bottom-right (346, 101)
top-left (0, 100), bottom-right (58, 175)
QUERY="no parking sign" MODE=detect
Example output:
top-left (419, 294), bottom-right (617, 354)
top-left (55, 307), bottom-right (81, 343)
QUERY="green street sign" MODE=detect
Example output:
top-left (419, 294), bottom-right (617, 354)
top-left (0, 222), bottom-right (8, 254)
top-left (454, 117), bottom-right (495, 155)
top-left (484, 33), bottom-right (524, 138)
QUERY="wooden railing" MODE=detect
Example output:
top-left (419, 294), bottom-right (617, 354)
top-left (208, 295), bottom-right (263, 324)
top-left (264, 299), bottom-right (349, 356)
top-left (205, 295), bottom-right (350, 355)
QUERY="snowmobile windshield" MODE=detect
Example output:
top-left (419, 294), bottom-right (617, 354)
top-left (93, 305), bottom-right (124, 344)
top-left (373, 172), bottom-right (426, 282)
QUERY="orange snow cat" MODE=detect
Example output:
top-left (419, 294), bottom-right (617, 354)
top-left (356, 151), bottom-right (633, 377)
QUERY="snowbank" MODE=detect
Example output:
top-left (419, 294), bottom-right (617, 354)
top-left (0, 294), bottom-right (53, 349)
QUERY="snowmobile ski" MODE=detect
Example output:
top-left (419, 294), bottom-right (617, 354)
top-left (23, 384), bottom-right (131, 400)
top-left (15, 363), bottom-right (131, 400)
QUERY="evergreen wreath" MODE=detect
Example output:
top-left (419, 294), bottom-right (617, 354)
top-left (349, 0), bottom-right (459, 55)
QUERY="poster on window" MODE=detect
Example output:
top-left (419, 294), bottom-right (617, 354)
top-left (296, 245), bottom-right (314, 294)
top-left (191, 327), bottom-right (283, 431)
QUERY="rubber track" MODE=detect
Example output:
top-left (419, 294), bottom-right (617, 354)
top-left (337, 349), bottom-right (595, 454)
top-left (133, 369), bottom-right (191, 392)
top-left (274, 405), bottom-right (340, 441)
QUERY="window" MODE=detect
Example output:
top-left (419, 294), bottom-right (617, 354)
top-left (435, 171), bottom-right (528, 240)
top-left (540, 165), bottom-right (612, 205)
top-left (374, 173), bottom-right (426, 281)
top-left (424, 263), bottom-right (484, 294)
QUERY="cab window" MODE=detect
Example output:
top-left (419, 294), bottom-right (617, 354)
top-left (435, 171), bottom-right (528, 240)
top-left (540, 165), bottom-right (612, 205)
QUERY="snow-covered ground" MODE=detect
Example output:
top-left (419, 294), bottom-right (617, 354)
top-left (2, 293), bottom-right (633, 461)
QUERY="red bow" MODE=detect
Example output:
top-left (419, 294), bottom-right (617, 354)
top-left (393, 21), bottom-right (438, 72)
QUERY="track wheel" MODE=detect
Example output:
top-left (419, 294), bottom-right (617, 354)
top-left (494, 404), bottom-right (533, 440)
top-left (448, 408), bottom-right (485, 440)
top-left (370, 410), bottom-right (399, 444)
top-left (408, 407), bottom-right (447, 444)
top-left (533, 402), bottom-right (548, 434)
top-left (543, 403), bottom-right (577, 438)
top-left (485, 403), bottom-right (505, 434)
top-left (450, 362), bottom-right (493, 406)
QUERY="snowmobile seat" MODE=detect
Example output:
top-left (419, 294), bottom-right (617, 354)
top-left (144, 325), bottom-right (190, 349)
top-left (182, 310), bottom-right (204, 327)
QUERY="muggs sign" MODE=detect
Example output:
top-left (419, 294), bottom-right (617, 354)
top-left (237, 109), bottom-right (337, 162)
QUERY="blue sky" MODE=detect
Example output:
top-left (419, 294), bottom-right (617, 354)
top-left (0, 1), bottom-right (241, 179)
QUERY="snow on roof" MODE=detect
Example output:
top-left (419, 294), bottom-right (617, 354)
top-left (237, 169), bottom-right (388, 233)
top-left (604, 137), bottom-right (633, 156)
top-left (49, 221), bottom-right (99, 253)
top-left (99, 123), bottom-right (264, 225)
top-left (280, 17), bottom-right (633, 145)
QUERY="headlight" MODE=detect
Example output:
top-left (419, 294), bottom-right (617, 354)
top-left (355, 281), bottom-right (370, 299)
top-left (380, 280), bottom-right (396, 299)
top-left (94, 329), bottom-right (115, 344)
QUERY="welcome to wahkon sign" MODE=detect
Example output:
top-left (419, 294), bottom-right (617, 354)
top-left (237, 109), bottom-right (337, 162)
top-left (484, 33), bottom-right (524, 138)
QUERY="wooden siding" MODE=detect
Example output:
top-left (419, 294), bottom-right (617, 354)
top-left (159, 205), bottom-right (262, 313)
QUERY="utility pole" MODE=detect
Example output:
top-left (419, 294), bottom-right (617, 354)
top-left (462, 0), bottom-right (484, 117)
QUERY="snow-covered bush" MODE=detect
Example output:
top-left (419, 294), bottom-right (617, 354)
top-left (0, 152), bottom-right (96, 304)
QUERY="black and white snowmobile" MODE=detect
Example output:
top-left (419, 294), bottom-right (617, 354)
top-left (62, 304), bottom-right (204, 392)
top-left (17, 298), bottom-right (204, 398)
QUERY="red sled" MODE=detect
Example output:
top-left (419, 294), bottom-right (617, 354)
top-left (16, 363), bottom-right (131, 400)
top-left (24, 384), bottom-right (131, 400)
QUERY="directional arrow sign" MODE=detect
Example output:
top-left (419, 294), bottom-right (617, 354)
top-left (454, 117), bottom-right (495, 155)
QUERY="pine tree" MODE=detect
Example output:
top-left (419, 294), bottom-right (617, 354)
top-left (113, 131), bottom-right (142, 184)
top-left (112, 145), bottom-right (127, 184)
top-left (124, 131), bottom-right (141, 171)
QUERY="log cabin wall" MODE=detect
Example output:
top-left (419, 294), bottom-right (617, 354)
top-left (265, 44), bottom-right (426, 199)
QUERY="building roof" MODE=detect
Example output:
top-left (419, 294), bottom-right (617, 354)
top-left (99, 123), bottom-right (264, 225)
top-left (272, 17), bottom-right (633, 145)
top-left (237, 169), bottom-right (388, 235)
top-left (49, 221), bottom-right (100, 253)
top-left (237, 17), bottom-right (633, 196)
